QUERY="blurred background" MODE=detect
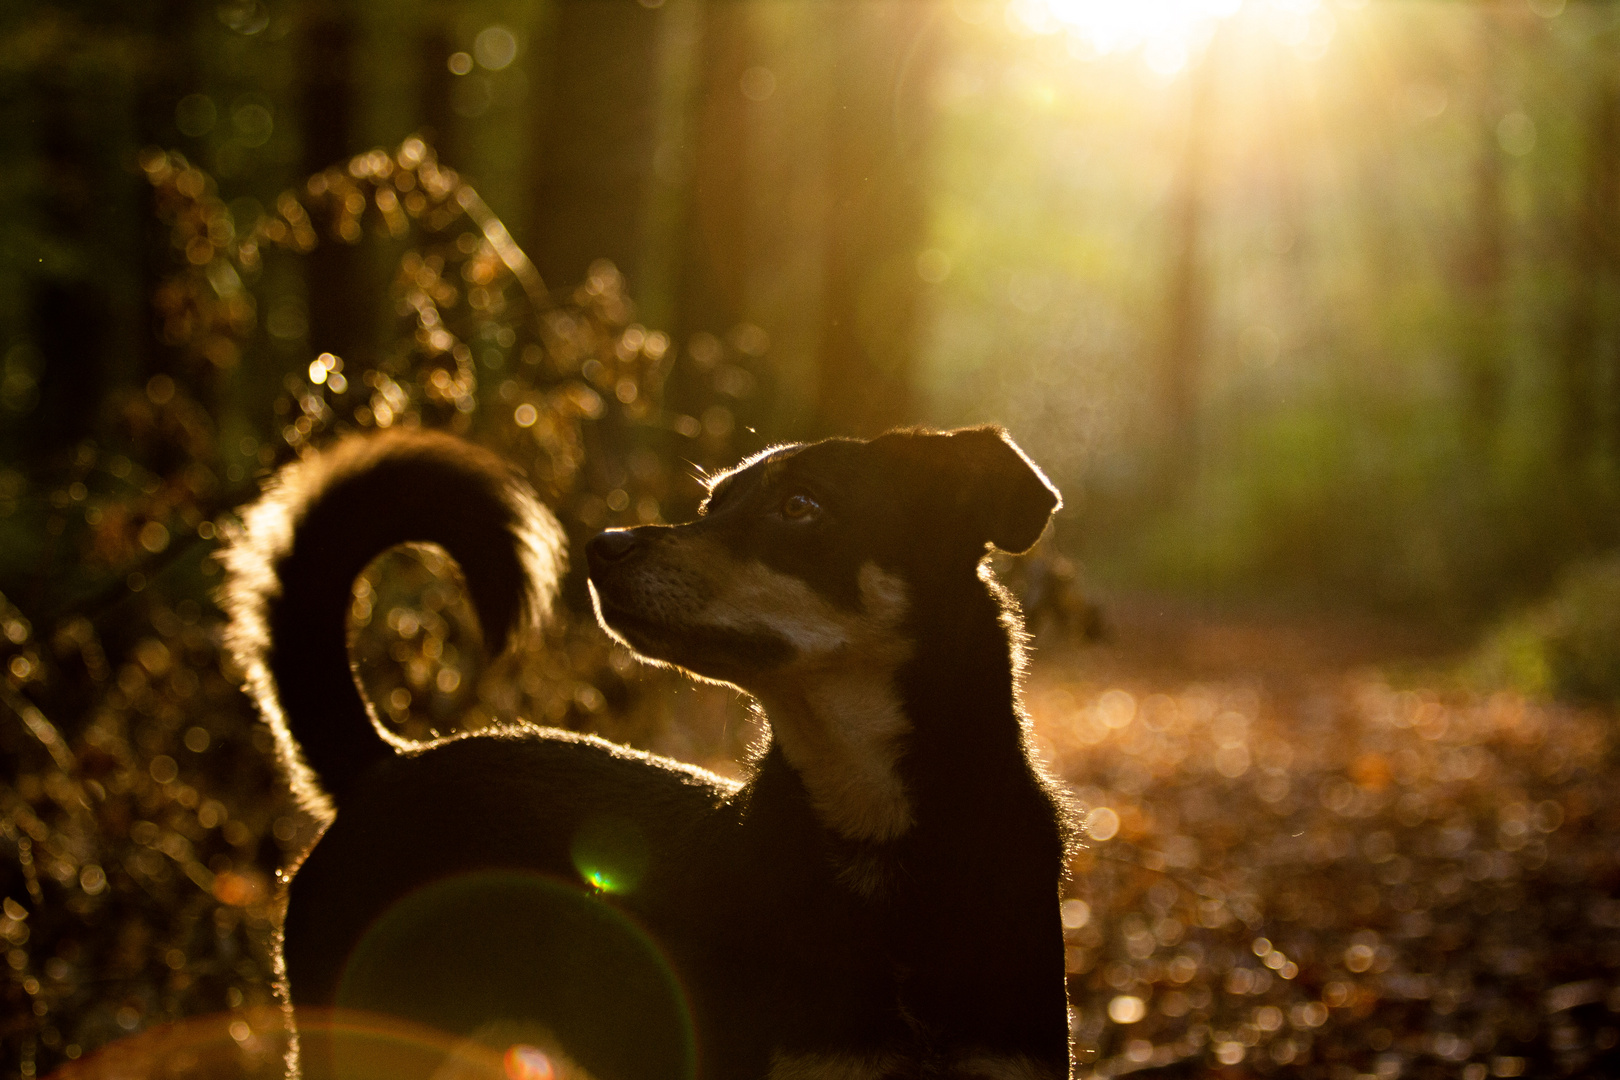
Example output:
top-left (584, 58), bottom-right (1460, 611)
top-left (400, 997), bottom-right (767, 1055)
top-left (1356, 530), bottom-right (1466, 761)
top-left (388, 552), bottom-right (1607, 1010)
top-left (3, 0), bottom-right (1620, 1077)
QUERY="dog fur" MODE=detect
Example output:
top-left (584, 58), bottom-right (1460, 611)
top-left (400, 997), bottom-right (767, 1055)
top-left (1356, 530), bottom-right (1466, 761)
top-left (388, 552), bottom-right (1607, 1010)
top-left (225, 426), bottom-right (1074, 1080)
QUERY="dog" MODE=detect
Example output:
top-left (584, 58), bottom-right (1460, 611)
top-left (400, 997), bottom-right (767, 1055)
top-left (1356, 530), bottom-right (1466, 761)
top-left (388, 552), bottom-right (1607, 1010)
top-left (225, 426), bottom-right (1074, 1080)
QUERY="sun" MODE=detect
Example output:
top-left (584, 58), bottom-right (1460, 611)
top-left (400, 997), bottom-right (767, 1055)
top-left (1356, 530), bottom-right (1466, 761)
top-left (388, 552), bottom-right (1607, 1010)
top-left (1007, 0), bottom-right (1335, 75)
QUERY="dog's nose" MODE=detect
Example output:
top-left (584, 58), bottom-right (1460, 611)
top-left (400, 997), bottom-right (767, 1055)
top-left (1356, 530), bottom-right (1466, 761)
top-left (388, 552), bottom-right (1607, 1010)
top-left (587, 529), bottom-right (641, 567)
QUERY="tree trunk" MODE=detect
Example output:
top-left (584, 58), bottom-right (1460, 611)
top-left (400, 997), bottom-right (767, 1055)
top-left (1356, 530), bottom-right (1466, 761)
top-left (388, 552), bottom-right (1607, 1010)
top-left (662, 2), bottom-right (753, 421)
top-left (1459, 11), bottom-right (1506, 448)
top-left (1157, 37), bottom-right (1220, 497)
top-left (812, 1), bottom-right (940, 436)
top-left (417, 22), bottom-right (458, 170)
top-left (679, 1), bottom-right (753, 333)
top-left (300, 3), bottom-right (366, 365)
top-left (522, 0), bottom-right (667, 292)
top-left (1562, 75), bottom-right (1617, 475)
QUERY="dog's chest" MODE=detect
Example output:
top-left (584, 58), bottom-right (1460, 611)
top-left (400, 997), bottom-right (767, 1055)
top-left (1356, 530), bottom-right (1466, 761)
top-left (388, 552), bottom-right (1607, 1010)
top-left (764, 669), bottom-right (915, 848)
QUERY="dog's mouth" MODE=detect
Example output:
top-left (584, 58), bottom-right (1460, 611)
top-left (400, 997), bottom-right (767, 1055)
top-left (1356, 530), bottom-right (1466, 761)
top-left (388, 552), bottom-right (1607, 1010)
top-left (588, 579), bottom-right (792, 682)
top-left (586, 583), bottom-right (672, 653)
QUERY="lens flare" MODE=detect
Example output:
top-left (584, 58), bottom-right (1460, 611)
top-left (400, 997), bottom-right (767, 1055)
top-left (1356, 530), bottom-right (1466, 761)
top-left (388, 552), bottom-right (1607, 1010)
top-left (336, 871), bottom-right (696, 1080)
top-left (504, 1044), bottom-right (555, 1080)
top-left (569, 814), bottom-right (650, 895)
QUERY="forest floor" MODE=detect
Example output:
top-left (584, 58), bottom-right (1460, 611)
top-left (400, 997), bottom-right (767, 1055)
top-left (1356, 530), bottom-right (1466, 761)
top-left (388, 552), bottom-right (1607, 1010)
top-left (33, 597), bottom-right (1620, 1080)
top-left (1024, 594), bottom-right (1620, 1079)
top-left (1042, 593), bottom-right (1463, 687)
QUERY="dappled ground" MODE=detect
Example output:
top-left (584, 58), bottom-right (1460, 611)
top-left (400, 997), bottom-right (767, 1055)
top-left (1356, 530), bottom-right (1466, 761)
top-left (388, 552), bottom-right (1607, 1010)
top-left (1031, 598), bottom-right (1620, 1079)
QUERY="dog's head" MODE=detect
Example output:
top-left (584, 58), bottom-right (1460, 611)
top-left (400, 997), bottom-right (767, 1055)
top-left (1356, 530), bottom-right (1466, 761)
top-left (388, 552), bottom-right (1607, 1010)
top-left (585, 426), bottom-right (1060, 690)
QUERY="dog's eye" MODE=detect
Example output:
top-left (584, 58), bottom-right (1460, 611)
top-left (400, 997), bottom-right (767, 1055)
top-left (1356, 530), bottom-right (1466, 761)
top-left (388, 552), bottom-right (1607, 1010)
top-left (780, 493), bottom-right (820, 521)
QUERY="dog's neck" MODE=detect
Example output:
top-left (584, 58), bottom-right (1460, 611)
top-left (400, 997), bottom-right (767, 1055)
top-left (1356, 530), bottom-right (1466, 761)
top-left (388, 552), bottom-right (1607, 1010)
top-left (750, 562), bottom-right (1032, 847)
top-left (904, 566), bottom-right (1031, 756)
top-left (753, 660), bottom-right (915, 845)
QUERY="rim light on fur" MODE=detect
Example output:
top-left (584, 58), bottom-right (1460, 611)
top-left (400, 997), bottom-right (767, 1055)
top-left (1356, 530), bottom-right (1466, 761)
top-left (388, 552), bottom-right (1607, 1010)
top-left (219, 433), bottom-right (563, 819)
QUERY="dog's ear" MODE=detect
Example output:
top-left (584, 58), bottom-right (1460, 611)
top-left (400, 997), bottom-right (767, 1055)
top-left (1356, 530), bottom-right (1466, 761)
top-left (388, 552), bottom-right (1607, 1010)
top-left (910, 426), bottom-right (1060, 555)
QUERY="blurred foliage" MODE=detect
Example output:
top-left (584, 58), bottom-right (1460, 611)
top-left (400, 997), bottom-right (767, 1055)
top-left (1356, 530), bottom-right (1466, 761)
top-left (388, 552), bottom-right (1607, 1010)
top-left (1029, 670), bottom-right (1620, 1078)
top-left (1469, 555), bottom-right (1620, 711)
top-left (0, 138), bottom-right (763, 1077)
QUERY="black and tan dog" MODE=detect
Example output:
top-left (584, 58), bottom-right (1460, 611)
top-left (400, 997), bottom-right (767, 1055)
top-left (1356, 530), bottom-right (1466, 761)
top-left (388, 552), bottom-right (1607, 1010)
top-left (225, 426), bottom-right (1074, 1080)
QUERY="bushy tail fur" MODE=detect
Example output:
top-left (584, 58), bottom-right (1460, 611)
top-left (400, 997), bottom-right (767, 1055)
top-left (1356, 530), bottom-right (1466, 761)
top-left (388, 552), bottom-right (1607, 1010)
top-left (222, 431), bottom-right (563, 817)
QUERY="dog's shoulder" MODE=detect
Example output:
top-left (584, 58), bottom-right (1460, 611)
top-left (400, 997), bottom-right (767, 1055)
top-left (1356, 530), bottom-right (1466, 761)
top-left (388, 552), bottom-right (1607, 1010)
top-left (293, 726), bottom-right (747, 924)
top-left (362, 724), bottom-right (742, 809)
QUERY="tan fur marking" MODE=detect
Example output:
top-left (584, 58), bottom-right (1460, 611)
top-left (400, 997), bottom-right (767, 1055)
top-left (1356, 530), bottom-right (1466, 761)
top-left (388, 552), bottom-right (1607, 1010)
top-left (698, 561), bottom-right (856, 654)
top-left (695, 555), bottom-right (913, 843)
top-left (748, 562), bottom-right (914, 845)
top-left (762, 667), bottom-right (913, 845)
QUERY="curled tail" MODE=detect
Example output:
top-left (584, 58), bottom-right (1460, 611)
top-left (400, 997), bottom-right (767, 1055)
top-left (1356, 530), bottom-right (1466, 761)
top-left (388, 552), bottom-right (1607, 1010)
top-left (223, 431), bottom-right (563, 816)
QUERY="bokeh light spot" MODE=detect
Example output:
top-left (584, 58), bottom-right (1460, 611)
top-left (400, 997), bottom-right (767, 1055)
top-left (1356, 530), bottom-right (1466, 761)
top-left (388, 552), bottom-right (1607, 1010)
top-left (1108, 994), bottom-right (1146, 1023)
top-left (739, 66), bottom-right (776, 102)
top-left (232, 100), bottom-right (274, 147)
top-left (1098, 689), bottom-right (1136, 729)
top-left (475, 26), bottom-right (519, 71)
top-left (175, 94), bottom-right (217, 137)
top-left (1061, 898), bottom-right (1091, 929)
top-left (1085, 806), bottom-right (1120, 841)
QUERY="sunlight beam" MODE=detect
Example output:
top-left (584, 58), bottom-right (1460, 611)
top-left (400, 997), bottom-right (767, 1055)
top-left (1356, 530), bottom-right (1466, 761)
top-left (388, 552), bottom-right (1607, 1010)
top-left (1008, 0), bottom-right (1334, 75)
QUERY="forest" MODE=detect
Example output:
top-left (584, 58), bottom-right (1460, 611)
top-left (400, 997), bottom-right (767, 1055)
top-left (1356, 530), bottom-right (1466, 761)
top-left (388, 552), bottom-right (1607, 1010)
top-left (2, 0), bottom-right (1620, 1077)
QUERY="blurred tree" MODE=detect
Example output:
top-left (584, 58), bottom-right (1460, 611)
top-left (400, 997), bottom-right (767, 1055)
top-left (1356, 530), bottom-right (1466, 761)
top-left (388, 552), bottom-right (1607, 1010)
top-left (814, 0), bottom-right (941, 436)
top-left (523, 0), bottom-right (665, 292)
top-left (1458, 9), bottom-right (1508, 451)
top-left (415, 20), bottom-right (459, 171)
top-left (299, 2), bottom-right (370, 368)
top-left (1157, 32), bottom-right (1221, 500)
top-left (660, 0), bottom-right (760, 467)
top-left (20, 28), bottom-right (124, 470)
top-left (1561, 68), bottom-right (1619, 530)
top-left (672, 1), bottom-right (752, 358)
